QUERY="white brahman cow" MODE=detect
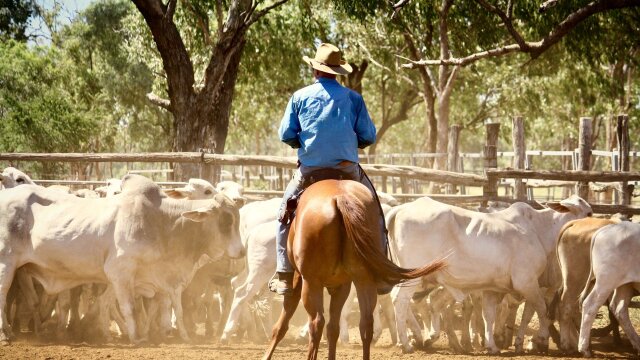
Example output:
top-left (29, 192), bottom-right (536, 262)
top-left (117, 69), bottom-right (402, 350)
top-left (578, 221), bottom-right (640, 357)
top-left (387, 195), bottom-right (592, 354)
top-left (0, 174), bottom-right (243, 344)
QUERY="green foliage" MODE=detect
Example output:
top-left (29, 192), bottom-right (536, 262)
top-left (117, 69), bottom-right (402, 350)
top-left (0, 0), bottom-right (36, 41)
top-left (60, 0), bottom-right (172, 152)
top-left (0, 41), bottom-right (96, 152)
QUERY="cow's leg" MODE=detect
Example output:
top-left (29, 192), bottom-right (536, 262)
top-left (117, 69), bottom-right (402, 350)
top-left (481, 290), bottom-right (501, 354)
top-left (514, 282), bottom-right (550, 353)
top-left (372, 302), bottom-right (382, 344)
top-left (55, 290), bottom-right (71, 340)
top-left (470, 292), bottom-right (485, 349)
top-left (406, 304), bottom-right (424, 346)
top-left (460, 296), bottom-right (474, 352)
top-left (95, 286), bottom-right (115, 341)
top-left (514, 300), bottom-right (535, 353)
top-left (378, 293), bottom-right (397, 345)
top-left (168, 290), bottom-right (190, 342)
top-left (391, 285), bottom-right (419, 353)
top-left (339, 285), bottom-right (356, 344)
top-left (138, 296), bottom-right (158, 342)
top-left (559, 289), bottom-right (579, 353)
top-left (578, 283), bottom-right (611, 357)
top-left (425, 287), bottom-right (453, 348)
top-left (262, 276), bottom-right (302, 360)
top-left (354, 282), bottom-right (377, 360)
top-left (610, 284), bottom-right (640, 355)
top-left (222, 264), bottom-right (273, 344)
top-left (67, 286), bottom-right (83, 338)
top-left (327, 283), bottom-right (351, 360)
top-left (442, 302), bottom-right (464, 353)
top-left (0, 261), bottom-right (17, 343)
top-left (105, 261), bottom-right (139, 343)
top-left (15, 271), bottom-right (41, 336)
top-left (215, 279), bottom-right (233, 339)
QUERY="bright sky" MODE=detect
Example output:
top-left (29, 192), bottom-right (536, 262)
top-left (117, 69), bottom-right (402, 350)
top-left (27, 0), bottom-right (94, 45)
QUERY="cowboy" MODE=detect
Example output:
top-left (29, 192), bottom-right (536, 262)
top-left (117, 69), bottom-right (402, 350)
top-left (269, 43), bottom-right (391, 296)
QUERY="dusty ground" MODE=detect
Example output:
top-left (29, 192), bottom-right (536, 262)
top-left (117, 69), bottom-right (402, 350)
top-left (0, 326), bottom-right (636, 360)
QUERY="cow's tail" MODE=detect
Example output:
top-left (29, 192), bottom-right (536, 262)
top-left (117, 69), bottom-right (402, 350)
top-left (335, 194), bottom-right (446, 285)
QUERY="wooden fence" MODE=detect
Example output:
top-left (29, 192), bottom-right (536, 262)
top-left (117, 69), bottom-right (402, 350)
top-left (0, 114), bottom-right (637, 214)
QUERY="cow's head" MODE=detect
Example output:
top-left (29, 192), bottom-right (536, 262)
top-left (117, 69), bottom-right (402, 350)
top-left (95, 178), bottom-right (122, 197)
top-left (216, 181), bottom-right (246, 207)
top-left (181, 193), bottom-right (244, 259)
top-left (165, 178), bottom-right (217, 200)
top-left (546, 195), bottom-right (593, 217)
top-left (1, 167), bottom-right (34, 188)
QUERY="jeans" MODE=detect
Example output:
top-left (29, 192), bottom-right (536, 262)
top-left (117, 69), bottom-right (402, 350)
top-left (276, 163), bottom-right (387, 273)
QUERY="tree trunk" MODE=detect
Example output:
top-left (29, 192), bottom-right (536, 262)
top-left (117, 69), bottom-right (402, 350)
top-left (173, 40), bottom-right (246, 181)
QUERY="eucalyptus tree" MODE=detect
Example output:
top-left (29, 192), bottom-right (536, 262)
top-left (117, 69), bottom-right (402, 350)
top-left (129, 0), bottom-right (295, 178)
top-left (397, 0), bottom-right (640, 168)
top-left (333, 0), bottom-right (639, 169)
top-left (0, 0), bottom-right (36, 40)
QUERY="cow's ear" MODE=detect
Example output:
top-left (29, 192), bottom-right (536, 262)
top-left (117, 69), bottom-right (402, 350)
top-left (166, 188), bottom-right (192, 199)
top-left (546, 202), bottom-right (570, 213)
top-left (181, 207), bottom-right (215, 222)
top-left (213, 193), bottom-right (235, 207)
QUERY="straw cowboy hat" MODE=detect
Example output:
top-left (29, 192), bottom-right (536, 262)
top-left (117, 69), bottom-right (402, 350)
top-left (303, 43), bottom-right (353, 75)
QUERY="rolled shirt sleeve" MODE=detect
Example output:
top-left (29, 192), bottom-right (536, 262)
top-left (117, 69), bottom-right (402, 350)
top-left (353, 94), bottom-right (376, 149)
top-left (278, 95), bottom-right (302, 149)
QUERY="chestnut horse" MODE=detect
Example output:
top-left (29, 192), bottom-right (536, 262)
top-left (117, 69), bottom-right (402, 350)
top-left (262, 180), bottom-right (446, 360)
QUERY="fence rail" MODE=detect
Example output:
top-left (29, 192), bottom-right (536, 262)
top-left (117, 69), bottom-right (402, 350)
top-left (2, 114), bottom-right (636, 215)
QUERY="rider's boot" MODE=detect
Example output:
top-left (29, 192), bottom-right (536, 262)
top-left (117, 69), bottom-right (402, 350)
top-left (269, 271), bottom-right (294, 295)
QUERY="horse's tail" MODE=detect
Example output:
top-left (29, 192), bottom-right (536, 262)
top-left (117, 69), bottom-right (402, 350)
top-left (335, 194), bottom-right (446, 285)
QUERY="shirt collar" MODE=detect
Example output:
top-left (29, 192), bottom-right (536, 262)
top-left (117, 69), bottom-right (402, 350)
top-left (315, 77), bottom-right (339, 85)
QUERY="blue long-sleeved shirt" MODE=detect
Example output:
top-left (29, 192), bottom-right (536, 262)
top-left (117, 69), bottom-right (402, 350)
top-left (278, 77), bottom-right (376, 167)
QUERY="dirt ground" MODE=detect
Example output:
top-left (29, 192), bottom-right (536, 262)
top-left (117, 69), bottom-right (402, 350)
top-left (0, 326), bottom-right (636, 360)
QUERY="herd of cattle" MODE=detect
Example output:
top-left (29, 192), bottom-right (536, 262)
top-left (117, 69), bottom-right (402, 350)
top-left (0, 165), bottom-right (639, 357)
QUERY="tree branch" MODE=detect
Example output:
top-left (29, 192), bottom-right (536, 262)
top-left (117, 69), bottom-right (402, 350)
top-left (164, 0), bottom-right (177, 20)
top-left (391, 0), bottom-right (412, 18)
top-left (215, 0), bottom-right (224, 37)
top-left (147, 92), bottom-right (173, 111)
top-left (402, 0), bottom-right (640, 68)
top-left (401, 44), bottom-right (522, 67)
top-left (474, 0), bottom-right (528, 50)
top-left (246, 0), bottom-right (290, 27)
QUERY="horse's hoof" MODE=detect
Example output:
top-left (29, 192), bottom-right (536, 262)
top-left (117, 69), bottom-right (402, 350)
top-left (580, 350), bottom-right (593, 358)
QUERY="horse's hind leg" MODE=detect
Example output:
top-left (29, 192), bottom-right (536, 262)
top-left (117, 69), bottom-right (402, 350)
top-left (262, 275), bottom-right (302, 360)
top-left (354, 282), bottom-right (377, 360)
top-left (327, 283), bottom-right (351, 360)
top-left (302, 281), bottom-right (325, 360)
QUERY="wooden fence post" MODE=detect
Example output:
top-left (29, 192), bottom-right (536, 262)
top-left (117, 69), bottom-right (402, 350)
top-left (244, 170), bottom-right (251, 188)
top-left (446, 124), bottom-right (461, 194)
top-left (511, 116), bottom-right (526, 201)
top-left (577, 117), bottom-right (592, 200)
top-left (617, 114), bottom-right (633, 206)
top-left (483, 122), bottom-right (500, 205)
